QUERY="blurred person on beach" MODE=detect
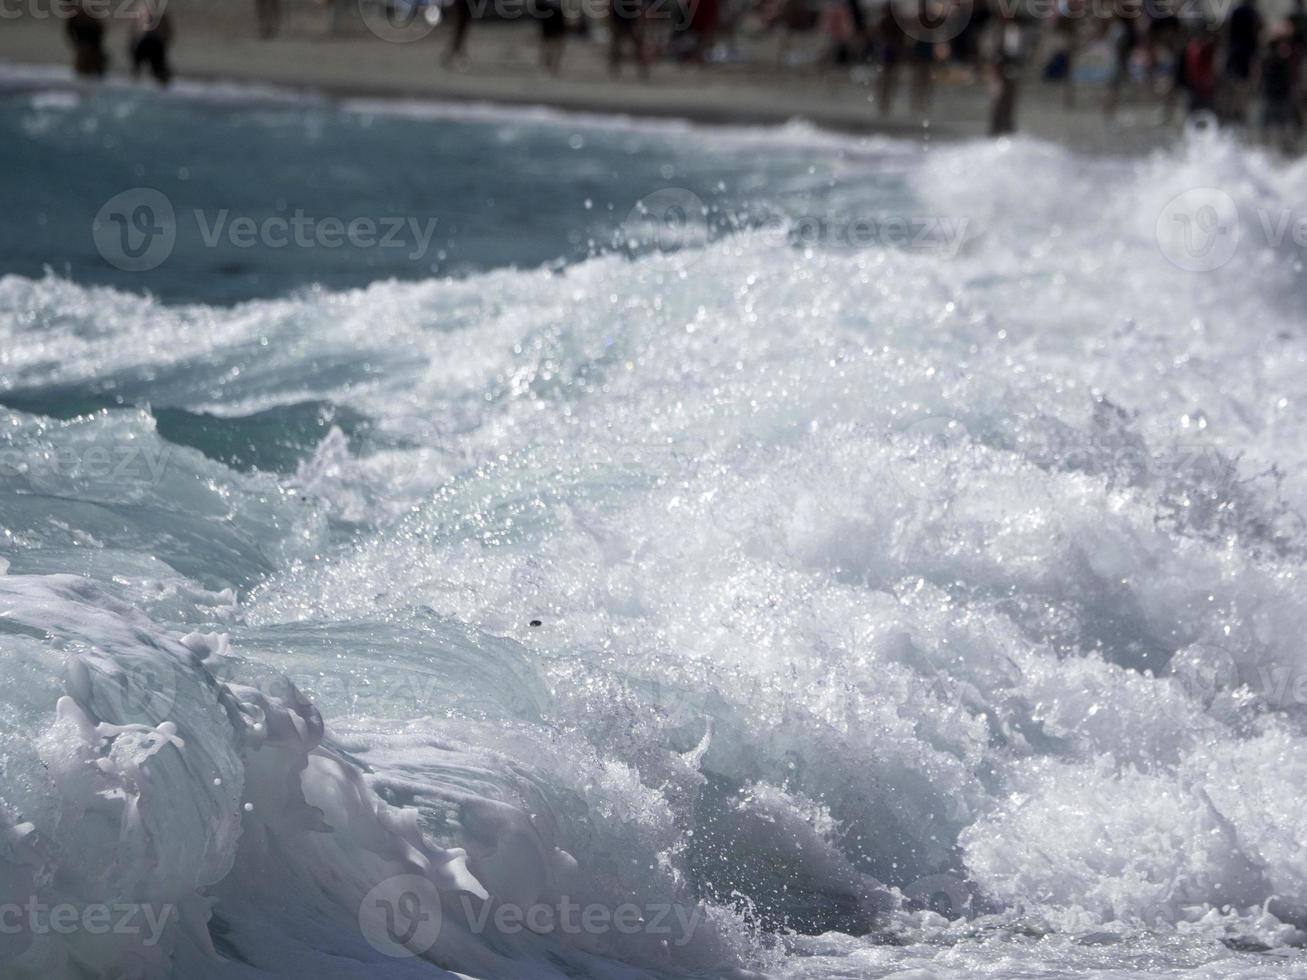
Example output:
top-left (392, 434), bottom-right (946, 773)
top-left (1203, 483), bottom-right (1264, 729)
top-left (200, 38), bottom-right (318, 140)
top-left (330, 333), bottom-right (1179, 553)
top-left (875, 1), bottom-right (907, 115)
top-left (130, 0), bottom-right (174, 85)
top-left (687, 0), bottom-right (722, 62)
top-left (539, 0), bottom-right (568, 73)
top-left (1292, 0), bottom-right (1307, 125)
top-left (609, 0), bottom-right (650, 78)
top-left (1103, 11), bottom-right (1138, 118)
top-left (950, 0), bottom-right (990, 69)
top-left (843, 0), bottom-right (867, 44)
top-left (1224, 0), bottom-right (1262, 121)
top-left (1145, 7), bottom-right (1181, 66)
top-left (769, 0), bottom-right (821, 65)
top-left (986, 8), bottom-right (1026, 134)
top-left (908, 1), bottom-right (941, 114)
top-left (442, 0), bottom-right (474, 67)
top-left (256, 0), bottom-right (282, 38)
top-left (65, 2), bottom-right (108, 79)
top-left (820, 0), bottom-right (858, 66)
top-left (1259, 25), bottom-right (1299, 150)
top-left (1044, 0), bottom-right (1083, 107)
top-left (1173, 21), bottom-right (1219, 116)
top-left (1145, 5), bottom-right (1182, 108)
top-left (1290, 0), bottom-right (1307, 57)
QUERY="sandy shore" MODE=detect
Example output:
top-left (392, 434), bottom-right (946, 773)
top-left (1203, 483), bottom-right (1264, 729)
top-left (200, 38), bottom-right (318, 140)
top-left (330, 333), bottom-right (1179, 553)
top-left (0, 0), bottom-right (1181, 152)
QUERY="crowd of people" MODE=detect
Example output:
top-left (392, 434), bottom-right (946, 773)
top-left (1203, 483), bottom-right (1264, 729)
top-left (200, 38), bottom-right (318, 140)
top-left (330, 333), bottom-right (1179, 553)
top-left (1063, 0), bottom-right (1307, 149)
top-left (58, 0), bottom-right (1307, 145)
top-left (768, 0), bottom-right (1307, 143)
top-left (65, 0), bottom-right (174, 85)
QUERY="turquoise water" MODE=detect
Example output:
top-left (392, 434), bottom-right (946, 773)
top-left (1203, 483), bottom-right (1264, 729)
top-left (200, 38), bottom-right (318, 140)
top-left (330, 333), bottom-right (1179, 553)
top-left (1, 86), bottom-right (898, 304)
top-left (2, 75), bottom-right (1307, 979)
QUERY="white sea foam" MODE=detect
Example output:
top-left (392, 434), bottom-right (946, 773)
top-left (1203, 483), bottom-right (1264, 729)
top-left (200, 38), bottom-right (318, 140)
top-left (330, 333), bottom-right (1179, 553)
top-left (2, 123), bottom-right (1307, 978)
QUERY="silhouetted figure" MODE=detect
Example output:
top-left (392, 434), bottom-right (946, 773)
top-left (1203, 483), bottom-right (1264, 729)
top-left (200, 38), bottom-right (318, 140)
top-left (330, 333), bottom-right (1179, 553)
top-left (442, 0), bottom-right (473, 67)
top-left (1103, 12), bottom-right (1136, 118)
top-left (988, 12), bottom-right (1025, 135)
top-left (1046, 0), bottom-right (1083, 108)
top-left (875, 3), bottom-right (907, 116)
top-left (1146, 9), bottom-right (1182, 74)
top-left (1176, 24), bottom-right (1219, 114)
top-left (1225, 0), bottom-right (1263, 120)
top-left (1291, 0), bottom-right (1307, 40)
top-left (130, 1), bottom-right (173, 86)
top-left (821, 0), bottom-right (858, 67)
top-left (66, 3), bottom-right (108, 79)
top-left (609, 0), bottom-right (650, 79)
top-left (1260, 31), bottom-right (1298, 150)
top-left (1290, 0), bottom-right (1307, 52)
top-left (539, 0), bottom-right (567, 74)
top-left (255, 0), bottom-right (281, 38)
top-left (909, 2), bottom-right (939, 115)
top-left (953, 0), bottom-right (991, 67)
top-left (844, 0), bottom-right (866, 38)
top-left (688, 0), bottom-right (721, 63)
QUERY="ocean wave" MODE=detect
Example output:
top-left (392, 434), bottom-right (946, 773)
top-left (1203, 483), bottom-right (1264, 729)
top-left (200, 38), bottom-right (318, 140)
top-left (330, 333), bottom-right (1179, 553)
top-left (2, 118), bottom-right (1307, 977)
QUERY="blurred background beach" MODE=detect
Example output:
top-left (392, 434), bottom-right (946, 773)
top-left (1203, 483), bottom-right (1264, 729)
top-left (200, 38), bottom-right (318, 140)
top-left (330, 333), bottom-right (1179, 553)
top-left (9, 1), bottom-right (1307, 978)
top-left (0, 0), bottom-right (1228, 151)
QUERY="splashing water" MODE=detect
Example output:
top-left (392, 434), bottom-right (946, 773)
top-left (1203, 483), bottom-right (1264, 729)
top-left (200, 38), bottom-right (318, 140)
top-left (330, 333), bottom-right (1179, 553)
top-left (1, 79), bottom-right (1307, 979)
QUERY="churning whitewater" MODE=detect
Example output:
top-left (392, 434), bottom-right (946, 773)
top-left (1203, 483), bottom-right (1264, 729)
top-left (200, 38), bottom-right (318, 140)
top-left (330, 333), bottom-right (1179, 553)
top-left (2, 85), bottom-right (1307, 978)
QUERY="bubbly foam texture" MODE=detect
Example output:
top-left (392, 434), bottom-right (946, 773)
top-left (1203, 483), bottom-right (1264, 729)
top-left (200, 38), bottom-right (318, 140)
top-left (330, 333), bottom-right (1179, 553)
top-left (2, 119), bottom-right (1307, 978)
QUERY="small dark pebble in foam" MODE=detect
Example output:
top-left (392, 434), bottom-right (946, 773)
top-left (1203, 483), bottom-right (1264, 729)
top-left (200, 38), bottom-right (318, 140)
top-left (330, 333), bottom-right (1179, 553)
top-left (529, 620), bottom-right (543, 627)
